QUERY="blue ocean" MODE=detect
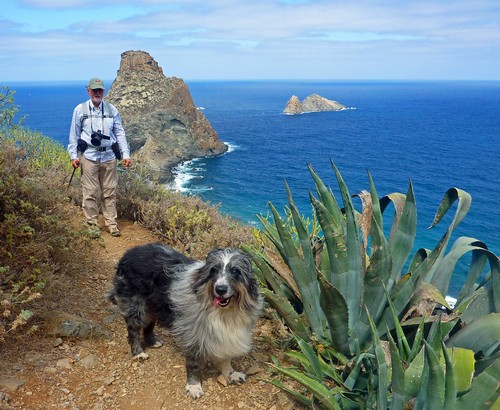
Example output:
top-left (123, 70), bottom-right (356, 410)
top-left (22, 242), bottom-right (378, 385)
top-left (8, 80), bottom-right (500, 295)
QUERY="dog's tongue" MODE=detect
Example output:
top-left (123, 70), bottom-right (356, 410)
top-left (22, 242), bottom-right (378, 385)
top-left (214, 297), bottom-right (225, 307)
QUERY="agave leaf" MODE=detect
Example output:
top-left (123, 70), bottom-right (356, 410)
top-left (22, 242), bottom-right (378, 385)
top-left (310, 193), bottom-right (349, 282)
top-left (446, 313), bottom-right (500, 357)
top-left (385, 287), bottom-right (412, 359)
top-left (368, 171), bottom-right (383, 232)
top-left (257, 212), bottom-right (286, 260)
top-left (352, 189), bottom-right (372, 262)
top-left (366, 308), bottom-right (388, 409)
top-left (268, 202), bottom-right (324, 339)
top-left (448, 347), bottom-right (475, 393)
top-left (442, 343), bottom-right (457, 410)
top-left (458, 248), bottom-right (499, 315)
top-left (377, 275), bottom-right (416, 336)
top-left (390, 181), bottom-right (417, 284)
top-left (410, 319), bottom-right (426, 361)
top-left (266, 378), bottom-right (314, 407)
top-left (261, 288), bottom-right (310, 340)
top-left (426, 317), bottom-right (444, 358)
top-left (455, 358), bottom-right (500, 410)
top-left (379, 192), bottom-right (406, 243)
top-left (426, 237), bottom-right (493, 297)
top-left (388, 332), bottom-right (405, 410)
top-left (318, 274), bottom-right (351, 356)
top-left (286, 182), bottom-right (325, 325)
top-left (285, 350), bottom-right (328, 383)
top-left (361, 212), bottom-right (392, 330)
top-left (308, 163), bottom-right (343, 230)
top-left (296, 338), bottom-right (324, 379)
top-left (459, 287), bottom-right (498, 326)
top-left (423, 341), bottom-right (445, 410)
top-left (331, 161), bottom-right (363, 334)
top-left (344, 352), bottom-right (373, 390)
top-left (315, 350), bottom-right (346, 385)
top-left (242, 245), bottom-right (300, 305)
top-left (429, 187), bottom-right (471, 231)
top-left (408, 248), bottom-right (431, 274)
top-left (270, 363), bottom-right (341, 410)
top-left (456, 245), bottom-right (488, 304)
top-left (402, 283), bottom-right (451, 322)
top-left (421, 188), bottom-right (472, 282)
top-left (405, 347), bottom-right (425, 401)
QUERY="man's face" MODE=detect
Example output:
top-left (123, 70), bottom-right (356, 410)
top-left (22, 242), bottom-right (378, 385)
top-left (88, 87), bottom-right (104, 107)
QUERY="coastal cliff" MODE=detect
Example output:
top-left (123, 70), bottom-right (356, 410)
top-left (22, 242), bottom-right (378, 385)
top-left (284, 93), bottom-right (346, 114)
top-left (105, 50), bottom-right (227, 182)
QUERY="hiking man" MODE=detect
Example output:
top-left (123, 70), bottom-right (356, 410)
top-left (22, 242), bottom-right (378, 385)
top-left (68, 77), bottom-right (131, 237)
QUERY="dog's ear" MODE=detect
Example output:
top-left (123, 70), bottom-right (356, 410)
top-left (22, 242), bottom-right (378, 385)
top-left (237, 250), bottom-right (252, 274)
top-left (206, 248), bottom-right (225, 263)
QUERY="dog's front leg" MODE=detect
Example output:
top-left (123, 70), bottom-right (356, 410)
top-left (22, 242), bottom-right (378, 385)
top-left (214, 358), bottom-right (246, 384)
top-left (185, 354), bottom-right (204, 399)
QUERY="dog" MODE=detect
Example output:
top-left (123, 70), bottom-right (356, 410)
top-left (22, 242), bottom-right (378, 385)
top-left (106, 243), bottom-right (263, 399)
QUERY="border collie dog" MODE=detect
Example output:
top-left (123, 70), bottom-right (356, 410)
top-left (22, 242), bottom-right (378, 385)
top-left (106, 243), bottom-right (263, 399)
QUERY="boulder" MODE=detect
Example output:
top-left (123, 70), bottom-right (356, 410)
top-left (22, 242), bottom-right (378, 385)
top-left (43, 310), bottom-right (110, 339)
top-left (106, 50), bottom-right (228, 182)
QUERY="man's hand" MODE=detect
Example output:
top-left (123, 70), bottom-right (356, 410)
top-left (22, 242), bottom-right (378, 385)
top-left (122, 158), bottom-right (132, 167)
top-left (71, 159), bottom-right (80, 169)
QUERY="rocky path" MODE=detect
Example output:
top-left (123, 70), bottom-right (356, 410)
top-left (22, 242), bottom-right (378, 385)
top-left (0, 221), bottom-right (296, 410)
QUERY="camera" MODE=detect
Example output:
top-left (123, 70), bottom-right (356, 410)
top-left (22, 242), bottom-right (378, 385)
top-left (90, 130), bottom-right (110, 146)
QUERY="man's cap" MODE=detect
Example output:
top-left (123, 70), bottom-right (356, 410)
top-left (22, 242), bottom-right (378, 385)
top-left (88, 78), bottom-right (105, 90)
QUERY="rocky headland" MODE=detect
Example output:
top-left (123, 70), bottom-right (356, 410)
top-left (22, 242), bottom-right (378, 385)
top-left (105, 50), bottom-right (227, 182)
top-left (283, 93), bottom-right (347, 115)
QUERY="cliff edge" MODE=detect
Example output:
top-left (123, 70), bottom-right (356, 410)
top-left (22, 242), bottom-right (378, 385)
top-left (284, 93), bottom-right (346, 114)
top-left (106, 50), bottom-right (227, 182)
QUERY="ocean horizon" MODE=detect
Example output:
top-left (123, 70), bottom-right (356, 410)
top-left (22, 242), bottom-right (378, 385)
top-left (8, 79), bottom-right (499, 296)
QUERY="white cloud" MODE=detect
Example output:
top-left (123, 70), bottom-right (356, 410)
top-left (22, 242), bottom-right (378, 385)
top-left (1, 0), bottom-right (499, 81)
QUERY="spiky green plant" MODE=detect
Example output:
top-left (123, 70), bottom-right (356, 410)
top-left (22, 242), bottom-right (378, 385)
top-left (243, 161), bottom-right (499, 408)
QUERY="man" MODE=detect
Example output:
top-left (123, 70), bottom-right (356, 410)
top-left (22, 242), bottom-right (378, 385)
top-left (68, 78), bottom-right (132, 237)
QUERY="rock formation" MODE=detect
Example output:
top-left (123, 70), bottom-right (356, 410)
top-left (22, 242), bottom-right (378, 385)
top-left (283, 93), bottom-right (346, 115)
top-left (283, 95), bottom-right (304, 115)
top-left (105, 50), bottom-right (227, 182)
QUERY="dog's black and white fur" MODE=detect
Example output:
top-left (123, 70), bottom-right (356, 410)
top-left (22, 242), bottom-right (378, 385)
top-left (106, 243), bottom-right (262, 399)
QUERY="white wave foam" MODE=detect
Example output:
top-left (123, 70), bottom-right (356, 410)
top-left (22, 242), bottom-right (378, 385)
top-left (171, 158), bottom-right (212, 194)
top-left (225, 141), bottom-right (239, 153)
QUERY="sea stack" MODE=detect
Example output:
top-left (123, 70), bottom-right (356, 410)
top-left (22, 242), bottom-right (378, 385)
top-left (284, 93), bottom-right (346, 114)
top-left (106, 50), bottom-right (227, 182)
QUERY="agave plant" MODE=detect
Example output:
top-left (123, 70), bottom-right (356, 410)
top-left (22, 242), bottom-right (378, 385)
top-left (243, 161), bottom-right (499, 408)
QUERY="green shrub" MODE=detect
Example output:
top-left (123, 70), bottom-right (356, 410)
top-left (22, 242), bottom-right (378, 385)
top-left (0, 137), bottom-right (80, 341)
top-left (115, 163), bottom-right (254, 258)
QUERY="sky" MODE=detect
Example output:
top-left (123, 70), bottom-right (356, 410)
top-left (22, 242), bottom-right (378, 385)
top-left (1, 0), bottom-right (499, 82)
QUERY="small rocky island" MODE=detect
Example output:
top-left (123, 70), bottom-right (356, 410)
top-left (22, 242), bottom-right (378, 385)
top-left (106, 50), bottom-right (227, 182)
top-left (283, 93), bottom-right (347, 115)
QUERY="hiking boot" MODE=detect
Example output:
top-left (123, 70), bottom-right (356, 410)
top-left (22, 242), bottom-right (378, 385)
top-left (107, 227), bottom-right (121, 237)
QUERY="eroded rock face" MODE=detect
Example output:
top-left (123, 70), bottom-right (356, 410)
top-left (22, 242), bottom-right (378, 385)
top-left (106, 50), bottom-right (227, 182)
top-left (283, 95), bottom-right (304, 115)
top-left (284, 93), bottom-right (346, 114)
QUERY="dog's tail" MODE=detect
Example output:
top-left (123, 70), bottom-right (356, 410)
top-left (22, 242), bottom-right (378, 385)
top-left (105, 289), bottom-right (117, 305)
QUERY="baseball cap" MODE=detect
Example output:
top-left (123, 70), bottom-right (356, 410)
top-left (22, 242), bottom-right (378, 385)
top-left (88, 78), bottom-right (105, 89)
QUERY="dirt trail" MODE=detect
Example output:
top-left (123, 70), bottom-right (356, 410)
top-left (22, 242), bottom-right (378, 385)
top-left (0, 221), bottom-right (296, 410)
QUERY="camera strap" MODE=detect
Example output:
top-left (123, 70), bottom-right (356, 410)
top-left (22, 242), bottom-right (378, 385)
top-left (80, 101), bottom-right (112, 135)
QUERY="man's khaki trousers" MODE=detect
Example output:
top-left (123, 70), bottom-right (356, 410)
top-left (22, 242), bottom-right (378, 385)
top-left (80, 155), bottom-right (118, 229)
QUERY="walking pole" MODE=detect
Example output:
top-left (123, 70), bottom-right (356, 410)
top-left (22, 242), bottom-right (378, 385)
top-left (67, 167), bottom-right (77, 188)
